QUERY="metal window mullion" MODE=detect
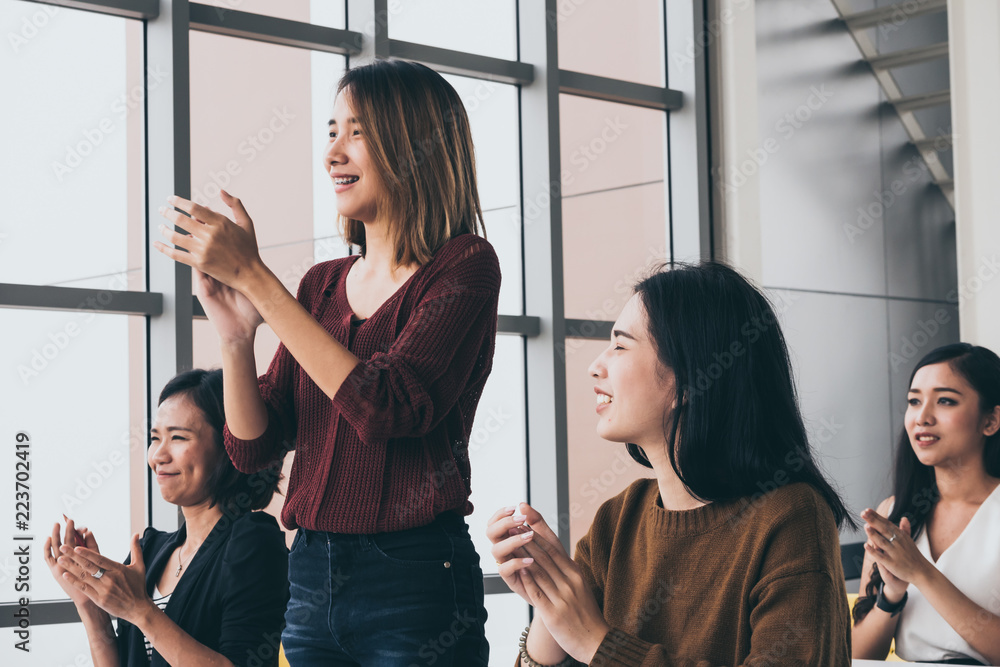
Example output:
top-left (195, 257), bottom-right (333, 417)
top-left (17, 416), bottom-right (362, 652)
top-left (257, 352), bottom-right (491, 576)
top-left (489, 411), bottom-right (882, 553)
top-left (387, 39), bottom-right (534, 85)
top-left (188, 3), bottom-right (363, 55)
top-left (346, 0), bottom-right (389, 64)
top-left (20, 0), bottom-right (158, 20)
top-left (558, 69), bottom-right (683, 111)
top-left (0, 284), bottom-right (162, 315)
top-left (146, 0), bottom-right (191, 532)
top-left (666, 0), bottom-right (713, 263)
top-left (565, 319), bottom-right (614, 341)
top-left (519, 0), bottom-right (570, 554)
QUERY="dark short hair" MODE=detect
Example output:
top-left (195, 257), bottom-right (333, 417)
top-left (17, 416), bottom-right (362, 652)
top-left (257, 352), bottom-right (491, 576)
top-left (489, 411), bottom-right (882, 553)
top-left (627, 261), bottom-right (854, 529)
top-left (157, 369), bottom-right (281, 515)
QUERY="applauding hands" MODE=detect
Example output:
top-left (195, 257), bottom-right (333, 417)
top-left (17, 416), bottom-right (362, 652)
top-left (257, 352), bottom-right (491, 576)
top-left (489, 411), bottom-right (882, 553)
top-left (487, 503), bottom-right (610, 663)
top-left (862, 508), bottom-right (928, 601)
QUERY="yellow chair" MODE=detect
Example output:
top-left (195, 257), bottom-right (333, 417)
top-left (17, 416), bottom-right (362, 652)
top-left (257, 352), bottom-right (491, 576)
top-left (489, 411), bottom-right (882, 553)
top-left (847, 593), bottom-right (906, 661)
top-left (279, 644), bottom-right (290, 667)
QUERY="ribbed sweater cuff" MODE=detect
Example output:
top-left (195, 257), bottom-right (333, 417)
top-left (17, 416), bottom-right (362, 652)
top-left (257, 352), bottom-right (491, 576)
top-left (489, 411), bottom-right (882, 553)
top-left (591, 628), bottom-right (654, 666)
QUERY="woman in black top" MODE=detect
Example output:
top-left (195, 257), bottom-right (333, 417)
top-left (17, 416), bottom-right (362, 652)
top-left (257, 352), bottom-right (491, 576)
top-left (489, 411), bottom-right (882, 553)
top-left (43, 369), bottom-right (289, 666)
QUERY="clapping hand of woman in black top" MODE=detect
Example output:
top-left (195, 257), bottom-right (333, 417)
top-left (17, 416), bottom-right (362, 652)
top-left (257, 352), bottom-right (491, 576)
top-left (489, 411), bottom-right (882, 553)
top-left (57, 533), bottom-right (151, 626)
top-left (44, 519), bottom-right (121, 666)
top-left (44, 518), bottom-right (103, 613)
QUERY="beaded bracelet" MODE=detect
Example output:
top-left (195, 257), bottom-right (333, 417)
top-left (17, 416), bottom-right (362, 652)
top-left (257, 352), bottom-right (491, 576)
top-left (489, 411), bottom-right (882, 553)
top-left (518, 625), bottom-right (576, 667)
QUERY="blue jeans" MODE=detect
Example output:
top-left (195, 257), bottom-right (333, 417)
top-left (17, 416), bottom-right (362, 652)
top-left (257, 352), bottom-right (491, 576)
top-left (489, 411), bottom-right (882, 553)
top-left (281, 512), bottom-right (489, 666)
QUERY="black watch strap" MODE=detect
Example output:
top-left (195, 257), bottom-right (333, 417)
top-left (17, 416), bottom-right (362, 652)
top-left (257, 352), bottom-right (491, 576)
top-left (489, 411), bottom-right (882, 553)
top-left (876, 581), bottom-right (908, 616)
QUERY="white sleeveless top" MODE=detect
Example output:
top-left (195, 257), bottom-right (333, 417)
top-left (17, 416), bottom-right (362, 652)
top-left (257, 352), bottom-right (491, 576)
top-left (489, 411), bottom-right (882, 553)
top-left (894, 483), bottom-right (1000, 663)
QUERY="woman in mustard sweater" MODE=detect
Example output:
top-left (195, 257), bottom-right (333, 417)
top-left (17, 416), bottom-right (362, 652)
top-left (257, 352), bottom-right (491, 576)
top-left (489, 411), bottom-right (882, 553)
top-left (489, 262), bottom-right (855, 666)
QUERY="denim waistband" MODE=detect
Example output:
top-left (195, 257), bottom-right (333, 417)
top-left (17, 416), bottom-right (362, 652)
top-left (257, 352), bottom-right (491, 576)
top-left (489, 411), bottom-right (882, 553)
top-left (297, 510), bottom-right (467, 546)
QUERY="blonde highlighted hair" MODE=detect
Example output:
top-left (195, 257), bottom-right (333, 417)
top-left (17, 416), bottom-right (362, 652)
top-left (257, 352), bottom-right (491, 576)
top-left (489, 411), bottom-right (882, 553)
top-left (336, 59), bottom-right (486, 266)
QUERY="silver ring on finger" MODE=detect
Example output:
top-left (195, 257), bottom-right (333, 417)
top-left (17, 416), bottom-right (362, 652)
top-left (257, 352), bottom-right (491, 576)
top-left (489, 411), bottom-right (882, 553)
top-left (92, 567), bottom-right (106, 580)
top-left (888, 533), bottom-right (896, 544)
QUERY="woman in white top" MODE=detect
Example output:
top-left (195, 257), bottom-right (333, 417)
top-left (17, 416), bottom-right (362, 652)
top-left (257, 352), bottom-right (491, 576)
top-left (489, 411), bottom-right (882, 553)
top-left (853, 343), bottom-right (1000, 664)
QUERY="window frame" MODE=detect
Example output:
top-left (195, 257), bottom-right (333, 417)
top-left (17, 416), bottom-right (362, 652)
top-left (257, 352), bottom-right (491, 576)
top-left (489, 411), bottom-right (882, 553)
top-left (1, 0), bottom-right (710, 621)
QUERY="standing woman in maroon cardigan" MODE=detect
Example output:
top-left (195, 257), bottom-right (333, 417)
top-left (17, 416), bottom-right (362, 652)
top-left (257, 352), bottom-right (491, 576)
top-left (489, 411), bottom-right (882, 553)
top-left (154, 59), bottom-right (498, 665)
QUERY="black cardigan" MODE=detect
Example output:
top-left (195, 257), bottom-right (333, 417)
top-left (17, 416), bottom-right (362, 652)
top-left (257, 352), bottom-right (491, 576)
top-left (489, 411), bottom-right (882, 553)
top-left (114, 511), bottom-right (289, 667)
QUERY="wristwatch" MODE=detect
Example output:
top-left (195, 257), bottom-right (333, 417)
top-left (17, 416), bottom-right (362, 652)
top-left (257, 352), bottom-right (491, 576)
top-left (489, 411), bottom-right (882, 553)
top-left (876, 581), bottom-right (908, 616)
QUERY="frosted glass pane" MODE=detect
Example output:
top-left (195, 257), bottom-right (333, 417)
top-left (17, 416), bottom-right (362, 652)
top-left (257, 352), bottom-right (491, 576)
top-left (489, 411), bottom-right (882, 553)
top-left (559, 95), bottom-right (666, 197)
top-left (485, 207), bottom-right (522, 316)
top-left (560, 96), bottom-right (668, 320)
top-left (485, 593), bottom-right (530, 666)
top-left (198, 0), bottom-right (346, 28)
top-left (443, 74), bottom-right (522, 315)
top-left (0, 310), bottom-right (144, 607)
top-left (468, 336), bottom-right (527, 575)
top-left (189, 32), bottom-right (351, 287)
top-left (558, 0), bottom-right (665, 86)
top-left (0, 620), bottom-right (91, 665)
top-left (389, 0), bottom-right (517, 60)
top-left (0, 2), bottom-right (145, 290)
top-left (563, 183), bottom-right (668, 320)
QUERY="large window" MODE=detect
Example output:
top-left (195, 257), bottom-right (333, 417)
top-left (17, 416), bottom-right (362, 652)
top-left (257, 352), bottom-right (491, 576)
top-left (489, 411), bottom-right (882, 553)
top-left (1, 1), bottom-right (709, 664)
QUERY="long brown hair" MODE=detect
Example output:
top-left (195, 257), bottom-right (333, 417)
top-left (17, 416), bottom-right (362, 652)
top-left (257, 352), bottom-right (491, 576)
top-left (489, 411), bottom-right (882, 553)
top-left (335, 59), bottom-right (486, 266)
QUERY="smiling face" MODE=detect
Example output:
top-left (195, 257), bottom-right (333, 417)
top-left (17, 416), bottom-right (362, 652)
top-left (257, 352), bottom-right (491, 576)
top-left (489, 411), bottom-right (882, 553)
top-left (905, 361), bottom-right (1000, 470)
top-left (148, 395), bottom-right (222, 508)
top-left (587, 294), bottom-right (676, 447)
top-left (324, 91), bottom-right (380, 223)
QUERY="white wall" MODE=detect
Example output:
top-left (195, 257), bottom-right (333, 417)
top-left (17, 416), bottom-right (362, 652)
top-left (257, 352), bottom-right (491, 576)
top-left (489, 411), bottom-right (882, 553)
top-left (949, 0), bottom-right (1000, 353)
top-left (717, 0), bottom-right (961, 555)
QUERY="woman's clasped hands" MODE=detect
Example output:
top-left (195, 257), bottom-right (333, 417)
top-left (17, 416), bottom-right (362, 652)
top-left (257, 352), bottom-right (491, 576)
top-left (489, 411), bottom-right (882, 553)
top-left (861, 507), bottom-right (931, 601)
top-left (44, 519), bottom-right (153, 626)
top-left (487, 502), bottom-right (610, 662)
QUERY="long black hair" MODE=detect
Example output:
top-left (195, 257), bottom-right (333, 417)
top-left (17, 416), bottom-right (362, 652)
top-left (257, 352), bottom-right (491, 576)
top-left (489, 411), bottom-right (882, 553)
top-left (853, 343), bottom-right (1000, 623)
top-left (626, 261), bottom-right (855, 529)
top-left (158, 369), bottom-right (282, 516)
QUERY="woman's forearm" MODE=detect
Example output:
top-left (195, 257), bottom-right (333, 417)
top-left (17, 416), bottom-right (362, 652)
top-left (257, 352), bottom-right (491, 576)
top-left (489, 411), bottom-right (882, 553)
top-left (239, 263), bottom-right (359, 402)
top-left (78, 606), bottom-right (120, 667)
top-left (134, 603), bottom-right (234, 667)
top-left (850, 603), bottom-right (900, 659)
top-left (523, 615), bottom-right (569, 666)
top-left (220, 337), bottom-right (269, 440)
top-left (915, 566), bottom-right (1000, 663)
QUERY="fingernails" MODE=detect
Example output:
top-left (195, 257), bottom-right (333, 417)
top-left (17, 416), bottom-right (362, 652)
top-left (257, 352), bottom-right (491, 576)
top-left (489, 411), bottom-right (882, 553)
top-left (521, 531), bottom-right (534, 541)
top-left (522, 558), bottom-right (534, 565)
top-left (512, 514), bottom-right (526, 523)
top-left (502, 505), bottom-right (516, 513)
